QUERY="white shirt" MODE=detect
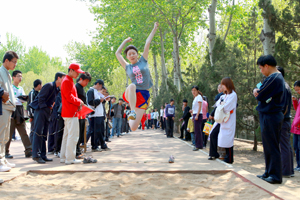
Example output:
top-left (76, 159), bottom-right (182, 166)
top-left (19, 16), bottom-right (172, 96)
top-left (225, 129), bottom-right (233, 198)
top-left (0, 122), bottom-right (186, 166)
top-left (153, 111), bottom-right (159, 119)
top-left (160, 109), bottom-right (164, 117)
top-left (192, 94), bottom-right (203, 114)
top-left (13, 85), bottom-right (26, 106)
top-left (88, 88), bottom-right (104, 117)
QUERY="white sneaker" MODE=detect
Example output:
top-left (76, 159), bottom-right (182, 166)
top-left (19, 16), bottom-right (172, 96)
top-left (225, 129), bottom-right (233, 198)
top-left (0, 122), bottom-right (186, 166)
top-left (0, 165), bottom-right (11, 172)
top-left (0, 179), bottom-right (3, 183)
top-left (5, 161), bottom-right (15, 168)
top-left (57, 153), bottom-right (61, 158)
top-left (65, 159), bottom-right (82, 165)
top-left (60, 159), bottom-right (65, 163)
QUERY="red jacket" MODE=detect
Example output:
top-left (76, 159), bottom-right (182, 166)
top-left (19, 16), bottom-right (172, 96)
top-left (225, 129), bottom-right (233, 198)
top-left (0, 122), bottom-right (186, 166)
top-left (61, 75), bottom-right (81, 118)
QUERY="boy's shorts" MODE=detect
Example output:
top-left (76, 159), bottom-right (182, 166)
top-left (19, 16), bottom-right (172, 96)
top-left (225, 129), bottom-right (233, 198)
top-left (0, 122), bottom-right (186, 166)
top-left (123, 89), bottom-right (150, 110)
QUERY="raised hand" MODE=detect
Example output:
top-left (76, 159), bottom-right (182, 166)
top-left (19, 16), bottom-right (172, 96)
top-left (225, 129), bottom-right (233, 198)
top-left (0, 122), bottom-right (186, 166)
top-left (124, 37), bottom-right (133, 43)
top-left (154, 22), bottom-right (159, 30)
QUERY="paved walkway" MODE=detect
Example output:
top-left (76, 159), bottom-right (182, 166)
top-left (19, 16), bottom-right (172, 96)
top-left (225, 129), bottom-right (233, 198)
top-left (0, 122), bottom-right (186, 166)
top-left (1, 129), bottom-right (295, 199)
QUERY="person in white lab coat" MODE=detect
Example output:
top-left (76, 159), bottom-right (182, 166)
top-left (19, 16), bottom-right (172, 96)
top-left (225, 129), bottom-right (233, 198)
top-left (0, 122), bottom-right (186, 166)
top-left (216, 77), bottom-right (237, 164)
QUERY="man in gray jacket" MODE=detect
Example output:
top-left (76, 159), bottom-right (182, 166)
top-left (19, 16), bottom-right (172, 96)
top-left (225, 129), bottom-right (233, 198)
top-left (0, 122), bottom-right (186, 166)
top-left (0, 51), bottom-right (18, 172)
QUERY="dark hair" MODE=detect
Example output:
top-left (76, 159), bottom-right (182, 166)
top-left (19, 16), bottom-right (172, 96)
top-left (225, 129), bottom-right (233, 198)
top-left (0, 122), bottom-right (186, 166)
top-left (183, 99), bottom-right (188, 103)
top-left (77, 72), bottom-right (91, 82)
top-left (33, 79), bottom-right (42, 88)
top-left (294, 81), bottom-right (300, 87)
top-left (170, 99), bottom-right (174, 102)
top-left (111, 96), bottom-right (116, 100)
top-left (12, 70), bottom-right (22, 77)
top-left (94, 79), bottom-right (104, 86)
top-left (221, 77), bottom-right (236, 94)
top-left (203, 96), bottom-right (208, 102)
top-left (276, 66), bottom-right (284, 77)
top-left (101, 86), bottom-right (107, 90)
top-left (191, 85), bottom-right (203, 96)
top-left (124, 45), bottom-right (138, 55)
top-left (2, 51), bottom-right (19, 63)
top-left (257, 55), bottom-right (277, 67)
top-left (55, 72), bottom-right (66, 81)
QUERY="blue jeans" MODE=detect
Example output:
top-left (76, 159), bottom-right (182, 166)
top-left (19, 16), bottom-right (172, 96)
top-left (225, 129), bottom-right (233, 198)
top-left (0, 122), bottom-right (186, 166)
top-left (111, 118), bottom-right (122, 136)
top-left (293, 134), bottom-right (300, 168)
top-left (190, 132), bottom-right (195, 145)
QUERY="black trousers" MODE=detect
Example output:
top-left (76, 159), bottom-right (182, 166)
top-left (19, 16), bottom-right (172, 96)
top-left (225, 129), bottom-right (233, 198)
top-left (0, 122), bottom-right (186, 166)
top-left (154, 119), bottom-right (158, 129)
top-left (164, 118), bottom-right (167, 133)
top-left (48, 118), bottom-right (57, 152)
top-left (166, 117), bottom-right (174, 137)
top-left (280, 120), bottom-right (294, 176)
top-left (93, 116), bottom-right (106, 149)
top-left (180, 121), bottom-right (187, 139)
top-left (32, 108), bottom-right (50, 159)
top-left (209, 123), bottom-right (220, 158)
top-left (224, 146), bottom-right (234, 164)
top-left (76, 119), bottom-right (85, 156)
top-left (260, 112), bottom-right (284, 183)
top-left (55, 116), bottom-right (64, 153)
top-left (202, 119), bottom-right (208, 147)
top-left (147, 120), bottom-right (152, 129)
top-left (160, 117), bottom-right (164, 130)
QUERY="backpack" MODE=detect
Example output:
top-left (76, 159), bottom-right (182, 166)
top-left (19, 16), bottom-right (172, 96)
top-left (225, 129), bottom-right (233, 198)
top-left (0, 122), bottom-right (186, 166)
top-left (214, 103), bottom-right (230, 123)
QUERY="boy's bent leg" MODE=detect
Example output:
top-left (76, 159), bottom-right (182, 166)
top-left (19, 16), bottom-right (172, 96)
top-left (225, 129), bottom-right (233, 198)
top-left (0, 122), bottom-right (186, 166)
top-left (129, 108), bottom-right (145, 131)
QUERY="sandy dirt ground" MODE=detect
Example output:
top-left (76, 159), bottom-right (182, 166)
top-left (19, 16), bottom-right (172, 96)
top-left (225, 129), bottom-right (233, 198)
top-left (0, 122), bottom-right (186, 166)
top-left (1, 172), bottom-right (277, 200)
top-left (1, 126), bottom-right (298, 199)
top-left (174, 131), bottom-right (300, 198)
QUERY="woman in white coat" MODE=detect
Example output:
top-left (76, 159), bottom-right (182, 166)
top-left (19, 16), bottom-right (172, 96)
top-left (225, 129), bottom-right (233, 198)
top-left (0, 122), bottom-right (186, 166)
top-left (215, 77), bottom-right (237, 164)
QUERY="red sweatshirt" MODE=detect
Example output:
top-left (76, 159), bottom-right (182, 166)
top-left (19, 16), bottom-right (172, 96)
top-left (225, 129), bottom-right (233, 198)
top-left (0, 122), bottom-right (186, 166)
top-left (61, 75), bottom-right (81, 118)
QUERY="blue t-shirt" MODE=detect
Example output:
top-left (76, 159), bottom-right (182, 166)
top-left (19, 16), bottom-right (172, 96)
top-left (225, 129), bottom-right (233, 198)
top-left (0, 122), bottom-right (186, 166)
top-left (126, 56), bottom-right (153, 90)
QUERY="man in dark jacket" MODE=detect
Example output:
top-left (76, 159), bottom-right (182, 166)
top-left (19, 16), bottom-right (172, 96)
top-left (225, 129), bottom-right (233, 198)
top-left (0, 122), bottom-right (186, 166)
top-left (179, 99), bottom-right (191, 140)
top-left (30, 72), bottom-right (66, 164)
top-left (75, 72), bottom-right (91, 158)
top-left (27, 79), bottom-right (42, 144)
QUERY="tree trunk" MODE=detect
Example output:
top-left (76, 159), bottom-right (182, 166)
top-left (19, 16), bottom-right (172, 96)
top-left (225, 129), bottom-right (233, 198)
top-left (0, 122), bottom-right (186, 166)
top-left (152, 52), bottom-right (158, 99)
top-left (159, 29), bottom-right (168, 91)
top-left (208, 0), bottom-right (217, 66)
top-left (172, 35), bottom-right (182, 91)
top-left (259, 0), bottom-right (275, 55)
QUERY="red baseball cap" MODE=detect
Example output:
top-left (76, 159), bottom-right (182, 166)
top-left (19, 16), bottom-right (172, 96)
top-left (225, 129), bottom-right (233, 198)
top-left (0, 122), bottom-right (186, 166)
top-left (69, 63), bottom-right (84, 74)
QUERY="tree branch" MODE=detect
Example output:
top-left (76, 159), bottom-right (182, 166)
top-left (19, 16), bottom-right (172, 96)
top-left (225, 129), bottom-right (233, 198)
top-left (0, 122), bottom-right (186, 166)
top-left (151, 0), bottom-right (176, 35)
top-left (223, 0), bottom-right (235, 42)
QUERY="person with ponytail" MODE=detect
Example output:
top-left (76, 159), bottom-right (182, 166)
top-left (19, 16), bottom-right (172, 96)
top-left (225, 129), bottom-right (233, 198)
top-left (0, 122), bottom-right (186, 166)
top-left (191, 86), bottom-right (203, 150)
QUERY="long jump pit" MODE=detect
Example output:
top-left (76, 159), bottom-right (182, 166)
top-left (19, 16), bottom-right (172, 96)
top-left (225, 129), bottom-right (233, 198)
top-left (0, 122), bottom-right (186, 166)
top-left (0, 169), bottom-right (289, 200)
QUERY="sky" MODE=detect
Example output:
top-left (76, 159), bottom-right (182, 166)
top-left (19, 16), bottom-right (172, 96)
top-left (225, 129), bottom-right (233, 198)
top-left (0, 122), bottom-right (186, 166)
top-left (0, 0), bottom-right (98, 61)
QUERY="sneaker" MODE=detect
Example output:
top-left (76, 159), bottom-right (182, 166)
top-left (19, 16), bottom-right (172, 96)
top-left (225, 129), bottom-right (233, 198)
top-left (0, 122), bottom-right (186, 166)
top-left (128, 111), bottom-right (136, 120)
top-left (5, 161), bottom-right (15, 168)
top-left (25, 152), bottom-right (32, 158)
top-left (65, 159), bottom-right (82, 165)
top-left (295, 167), bottom-right (300, 171)
top-left (0, 165), bottom-right (11, 172)
top-left (57, 152), bottom-right (61, 158)
top-left (169, 155), bottom-right (175, 163)
top-left (0, 179), bottom-right (3, 183)
top-left (92, 148), bottom-right (103, 152)
top-left (60, 159), bottom-right (65, 163)
top-left (5, 154), bottom-right (13, 159)
top-left (47, 151), bottom-right (54, 155)
top-left (102, 148), bottom-right (111, 151)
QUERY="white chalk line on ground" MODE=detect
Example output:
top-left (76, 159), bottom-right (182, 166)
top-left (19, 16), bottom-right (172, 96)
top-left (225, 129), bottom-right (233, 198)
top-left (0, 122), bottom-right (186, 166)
top-left (173, 136), bottom-right (233, 168)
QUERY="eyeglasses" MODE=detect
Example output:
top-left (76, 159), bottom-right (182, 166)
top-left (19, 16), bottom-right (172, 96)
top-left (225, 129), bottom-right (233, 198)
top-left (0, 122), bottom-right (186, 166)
top-left (10, 60), bottom-right (17, 64)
